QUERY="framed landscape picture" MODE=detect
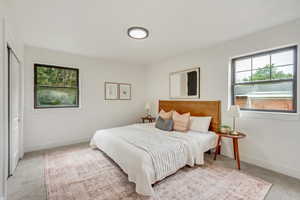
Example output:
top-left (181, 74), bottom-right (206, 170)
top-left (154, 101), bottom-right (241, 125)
top-left (34, 64), bottom-right (79, 109)
top-left (105, 82), bottom-right (119, 100)
top-left (119, 83), bottom-right (131, 100)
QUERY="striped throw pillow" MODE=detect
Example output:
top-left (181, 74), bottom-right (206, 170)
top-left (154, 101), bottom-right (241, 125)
top-left (172, 111), bottom-right (190, 132)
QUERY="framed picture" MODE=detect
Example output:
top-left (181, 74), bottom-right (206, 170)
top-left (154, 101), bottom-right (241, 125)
top-left (34, 64), bottom-right (79, 109)
top-left (169, 67), bottom-right (200, 99)
top-left (105, 82), bottom-right (119, 100)
top-left (119, 83), bottom-right (131, 100)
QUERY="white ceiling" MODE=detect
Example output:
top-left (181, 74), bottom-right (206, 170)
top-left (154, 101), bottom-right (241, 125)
top-left (11, 0), bottom-right (300, 65)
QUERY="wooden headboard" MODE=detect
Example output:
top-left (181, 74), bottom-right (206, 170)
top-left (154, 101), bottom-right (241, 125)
top-left (159, 100), bottom-right (221, 132)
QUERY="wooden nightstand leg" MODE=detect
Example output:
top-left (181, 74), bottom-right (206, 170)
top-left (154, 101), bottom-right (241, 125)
top-left (214, 135), bottom-right (221, 160)
top-left (234, 138), bottom-right (241, 170)
top-left (233, 138), bottom-right (236, 160)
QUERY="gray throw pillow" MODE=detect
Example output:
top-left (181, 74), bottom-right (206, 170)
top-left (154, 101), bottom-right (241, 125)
top-left (155, 116), bottom-right (174, 131)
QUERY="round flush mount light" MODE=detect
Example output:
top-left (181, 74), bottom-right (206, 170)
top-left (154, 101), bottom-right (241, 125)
top-left (127, 26), bottom-right (149, 39)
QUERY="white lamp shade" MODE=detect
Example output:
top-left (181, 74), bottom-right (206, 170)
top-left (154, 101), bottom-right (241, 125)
top-left (145, 102), bottom-right (151, 110)
top-left (228, 105), bottom-right (241, 118)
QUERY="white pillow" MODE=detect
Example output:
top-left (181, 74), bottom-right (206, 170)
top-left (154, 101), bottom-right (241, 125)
top-left (190, 116), bottom-right (212, 132)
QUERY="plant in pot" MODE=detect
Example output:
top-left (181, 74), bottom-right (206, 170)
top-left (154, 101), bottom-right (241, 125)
top-left (218, 125), bottom-right (232, 134)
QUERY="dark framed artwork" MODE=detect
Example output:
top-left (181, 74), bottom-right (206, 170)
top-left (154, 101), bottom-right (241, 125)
top-left (34, 64), bottom-right (79, 109)
top-left (169, 67), bottom-right (200, 99)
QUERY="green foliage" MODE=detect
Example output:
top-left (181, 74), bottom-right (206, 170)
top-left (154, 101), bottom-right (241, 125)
top-left (243, 64), bottom-right (293, 82)
top-left (37, 87), bottom-right (77, 106)
top-left (36, 65), bottom-right (78, 107)
top-left (219, 125), bottom-right (231, 129)
top-left (250, 66), bottom-right (270, 81)
top-left (218, 125), bottom-right (232, 133)
top-left (36, 66), bottom-right (77, 87)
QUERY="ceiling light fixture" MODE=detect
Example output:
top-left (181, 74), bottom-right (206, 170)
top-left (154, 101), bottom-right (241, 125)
top-left (127, 26), bottom-right (149, 39)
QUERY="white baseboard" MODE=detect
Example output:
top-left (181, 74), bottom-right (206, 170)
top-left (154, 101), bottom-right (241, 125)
top-left (240, 154), bottom-right (300, 180)
top-left (24, 137), bottom-right (90, 153)
top-left (221, 147), bottom-right (300, 180)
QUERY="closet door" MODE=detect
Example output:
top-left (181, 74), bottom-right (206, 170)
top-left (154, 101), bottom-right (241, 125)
top-left (8, 48), bottom-right (20, 175)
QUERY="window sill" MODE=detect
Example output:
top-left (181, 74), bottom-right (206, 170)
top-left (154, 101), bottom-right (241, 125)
top-left (241, 110), bottom-right (300, 121)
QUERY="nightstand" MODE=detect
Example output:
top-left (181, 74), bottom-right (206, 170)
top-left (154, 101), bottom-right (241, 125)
top-left (141, 116), bottom-right (156, 123)
top-left (214, 132), bottom-right (246, 170)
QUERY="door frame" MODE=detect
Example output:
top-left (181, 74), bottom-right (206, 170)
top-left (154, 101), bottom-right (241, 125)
top-left (7, 45), bottom-right (21, 176)
top-left (1, 18), bottom-right (24, 200)
top-left (7, 46), bottom-right (11, 178)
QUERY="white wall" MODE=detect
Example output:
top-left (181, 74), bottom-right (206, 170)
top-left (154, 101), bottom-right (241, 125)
top-left (146, 19), bottom-right (300, 179)
top-left (0, 2), bottom-right (6, 199)
top-left (23, 46), bottom-right (147, 152)
top-left (1, 0), bottom-right (24, 199)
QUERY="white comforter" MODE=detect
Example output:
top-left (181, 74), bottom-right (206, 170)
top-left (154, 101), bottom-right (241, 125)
top-left (114, 126), bottom-right (191, 181)
top-left (90, 123), bottom-right (217, 196)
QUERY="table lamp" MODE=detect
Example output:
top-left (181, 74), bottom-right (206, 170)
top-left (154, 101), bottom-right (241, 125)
top-left (228, 105), bottom-right (241, 135)
top-left (145, 102), bottom-right (151, 117)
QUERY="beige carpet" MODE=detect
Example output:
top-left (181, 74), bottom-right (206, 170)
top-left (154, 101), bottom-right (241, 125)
top-left (45, 145), bottom-right (271, 200)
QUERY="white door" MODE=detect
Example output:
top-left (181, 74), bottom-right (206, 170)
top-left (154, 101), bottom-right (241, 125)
top-left (9, 48), bottom-right (20, 175)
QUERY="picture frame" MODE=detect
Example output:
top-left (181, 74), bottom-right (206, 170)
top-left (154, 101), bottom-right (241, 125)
top-left (104, 82), bottom-right (119, 100)
top-left (119, 83), bottom-right (131, 100)
top-left (34, 63), bottom-right (80, 109)
top-left (169, 67), bottom-right (200, 99)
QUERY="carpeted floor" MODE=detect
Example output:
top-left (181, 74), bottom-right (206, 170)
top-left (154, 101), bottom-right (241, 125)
top-left (8, 143), bottom-right (300, 200)
top-left (45, 145), bottom-right (271, 200)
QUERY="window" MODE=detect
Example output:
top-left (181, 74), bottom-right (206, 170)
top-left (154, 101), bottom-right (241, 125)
top-left (231, 46), bottom-right (297, 113)
top-left (34, 64), bottom-right (79, 108)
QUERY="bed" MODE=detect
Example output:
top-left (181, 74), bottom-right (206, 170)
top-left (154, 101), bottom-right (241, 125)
top-left (90, 100), bottom-right (221, 196)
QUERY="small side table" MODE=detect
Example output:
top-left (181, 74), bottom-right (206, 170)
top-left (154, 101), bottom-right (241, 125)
top-left (142, 116), bottom-right (156, 123)
top-left (214, 132), bottom-right (246, 170)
